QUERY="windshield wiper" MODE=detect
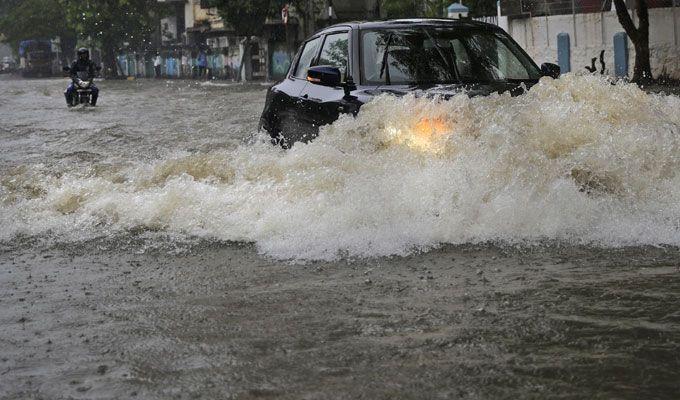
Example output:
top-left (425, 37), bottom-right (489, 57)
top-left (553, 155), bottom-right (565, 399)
top-left (379, 33), bottom-right (393, 85)
top-left (422, 28), bottom-right (460, 82)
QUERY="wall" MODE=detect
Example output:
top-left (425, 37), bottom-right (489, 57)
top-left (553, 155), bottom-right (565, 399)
top-left (184, 0), bottom-right (223, 29)
top-left (161, 15), bottom-right (178, 43)
top-left (507, 7), bottom-right (680, 78)
top-left (269, 42), bottom-right (294, 80)
top-left (328, 0), bottom-right (380, 19)
top-left (185, 0), bottom-right (195, 29)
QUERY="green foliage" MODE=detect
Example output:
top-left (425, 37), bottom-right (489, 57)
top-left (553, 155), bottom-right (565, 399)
top-left (0, 0), bottom-right (70, 50)
top-left (0, 0), bottom-right (21, 17)
top-left (465, 0), bottom-right (497, 17)
top-left (207, 0), bottom-right (277, 38)
top-left (423, 0), bottom-right (448, 17)
top-left (62, 0), bottom-right (167, 76)
top-left (0, 0), bottom-right (165, 55)
top-left (381, 0), bottom-right (419, 18)
top-left (62, 0), bottom-right (164, 52)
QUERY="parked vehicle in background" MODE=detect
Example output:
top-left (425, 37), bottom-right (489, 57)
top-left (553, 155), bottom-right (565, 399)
top-left (0, 56), bottom-right (17, 73)
top-left (19, 40), bottom-right (54, 77)
top-left (259, 19), bottom-right (561, 148)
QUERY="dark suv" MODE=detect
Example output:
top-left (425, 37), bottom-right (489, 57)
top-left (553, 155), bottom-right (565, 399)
top-left (259, 19), bottom-right (560, 147)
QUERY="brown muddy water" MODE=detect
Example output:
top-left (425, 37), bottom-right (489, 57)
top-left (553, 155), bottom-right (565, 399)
top-left (1, 76), bottom-right (680, 399)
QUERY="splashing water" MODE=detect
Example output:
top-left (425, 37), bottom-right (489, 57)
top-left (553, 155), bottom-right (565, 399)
top-left (1, 75), bottom-right (680, 260)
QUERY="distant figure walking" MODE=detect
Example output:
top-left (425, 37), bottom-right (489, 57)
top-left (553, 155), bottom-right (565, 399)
top-left (136, 54), bottom-right (144, 78)
top-left (197, 50), bottom-right (207, 79)
top-left (181, 52), bottom-right (189, 78)
top-left (153, 53), bottom-right (162, 78)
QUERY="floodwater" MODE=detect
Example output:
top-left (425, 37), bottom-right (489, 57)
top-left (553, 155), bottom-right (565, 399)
top-left (1, 76), bottom-right (679, 399)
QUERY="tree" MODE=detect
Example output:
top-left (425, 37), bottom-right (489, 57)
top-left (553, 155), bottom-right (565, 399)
top-left (1, 0), bottom-right (165, 77)
top-left (613, 0), bottom-right (652, 83)
top-left (380, 0), bottom-right (419, 18)
top-left (0, 0), bottom-right (21, 18)
top-left (0, 0), bottom-right (73, 53)
top-left (464, 0), bottom-right (498, 17)
top-left (208, 0), bottom-right (280, 81)
top-left (62, 0), bottom-right (165, 77)
top-left (287, 0), bottom-right (320, 39)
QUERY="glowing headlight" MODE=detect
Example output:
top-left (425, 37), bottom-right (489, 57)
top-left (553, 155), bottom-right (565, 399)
top-left (392, 117), bottom-right (452, 153)
top-left (413, 117), bottom-right (449, 138)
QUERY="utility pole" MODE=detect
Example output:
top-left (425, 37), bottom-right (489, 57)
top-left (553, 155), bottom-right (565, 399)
top-left (673, 0), bottom-right (678, 46)
top-left (307, 0), bottom-right (315, 36)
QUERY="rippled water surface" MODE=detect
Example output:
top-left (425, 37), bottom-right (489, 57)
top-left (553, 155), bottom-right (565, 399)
top-left (1, 76), bottom-right (679, 399)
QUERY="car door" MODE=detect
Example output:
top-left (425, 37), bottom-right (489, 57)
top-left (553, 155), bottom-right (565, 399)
top-left (297, 30), bottom-right (350, 140)
top-left (265, 35), bottom-right (323, 144)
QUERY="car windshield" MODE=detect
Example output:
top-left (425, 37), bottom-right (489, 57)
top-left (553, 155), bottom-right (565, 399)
top-left (361, 27), bottom-right (542, 85)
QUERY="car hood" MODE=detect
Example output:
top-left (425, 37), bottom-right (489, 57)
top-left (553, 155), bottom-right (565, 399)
top-left (364, 81), bottom-right (538, 99)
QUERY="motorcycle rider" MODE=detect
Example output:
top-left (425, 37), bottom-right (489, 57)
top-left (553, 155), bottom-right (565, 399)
top-left (64, 47), bottom-right (99, 106)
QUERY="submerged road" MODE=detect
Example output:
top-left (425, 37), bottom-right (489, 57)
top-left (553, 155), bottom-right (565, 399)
top-left (1, 77), bottom-right (680, 399)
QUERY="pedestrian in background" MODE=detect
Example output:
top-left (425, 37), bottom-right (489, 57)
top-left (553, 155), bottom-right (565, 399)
top-left (181, 50), bottom-right (189, 78)
top-left (165, 53), bottom-right (172, 78)
top-left (197, 49), bottom-right (207, 79)
top-left (190, 49), bottom-right (197, 78)
top-left (153, 52), bottom-right (162, 78)
top-left (173, 51), bottom-right (179, 77)
top-left (221, 48), bottom-right (229, 80)
top-left (136, 53), bottom-right (144, 78)
top-left (206, 48), bottom-right (213, 79)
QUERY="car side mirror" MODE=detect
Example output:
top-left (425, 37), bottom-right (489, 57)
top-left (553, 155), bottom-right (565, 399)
top-left (540, 63), bottom-right (561, 79)
top-left (307, 65), bottom-right (341, 87)
top-left (62, 66), bottom-right (70, 72)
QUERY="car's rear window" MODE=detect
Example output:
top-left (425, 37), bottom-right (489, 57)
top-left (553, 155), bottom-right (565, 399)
top-left (361, 27), bottom-right (541, 85)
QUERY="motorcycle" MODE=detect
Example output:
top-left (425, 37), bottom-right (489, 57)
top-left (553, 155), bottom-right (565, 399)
top-left (70, 78), bottom-right (93, 106)
top-left (63, 66), bottom-right (99, 107)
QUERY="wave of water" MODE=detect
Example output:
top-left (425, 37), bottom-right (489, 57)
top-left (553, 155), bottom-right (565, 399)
top-left (2, 75), bottom-right (680, 260)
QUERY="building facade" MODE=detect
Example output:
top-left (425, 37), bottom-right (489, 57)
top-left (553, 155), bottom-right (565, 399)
top-left (156, 0), bottom-right (381, 81)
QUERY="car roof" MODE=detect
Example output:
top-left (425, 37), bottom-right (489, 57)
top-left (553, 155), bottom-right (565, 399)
top-left (316, 18), bottom-right (499, 34)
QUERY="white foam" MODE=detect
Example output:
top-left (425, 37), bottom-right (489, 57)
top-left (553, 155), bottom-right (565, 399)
top-left (2, 75), bottom-right (680, 260)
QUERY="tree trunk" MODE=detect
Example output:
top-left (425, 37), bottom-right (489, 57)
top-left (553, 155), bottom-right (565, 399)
top-left (632, 0), bottom-right (652, 83)
top-left (102, 42), bottom-right (119, 79)
top-left (291, 0), bottom-right (312, 38)
top-left (633, 37), bottom-right (652, 83)
top-left (237, 38), bottom-right (250, 82)
top-left (613, 0), bottom-right (653, 83)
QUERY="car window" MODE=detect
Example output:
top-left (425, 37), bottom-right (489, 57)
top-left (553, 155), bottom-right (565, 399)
top-left (293, 36), bottom-right (322, 79)
top-left (317, 32), bottom-right (349, 78)
top-left (362, 30), bottom-right (453, 85)
top-left (450, 39), bottom-right (474, 80)
top-left (460, 33), bottom-right (533, 80)
top-left (361, 28), bottom-right (541, 85)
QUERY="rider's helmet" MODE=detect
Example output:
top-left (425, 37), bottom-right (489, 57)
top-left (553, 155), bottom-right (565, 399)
top-left (77, 48), bottom-right (89, 62)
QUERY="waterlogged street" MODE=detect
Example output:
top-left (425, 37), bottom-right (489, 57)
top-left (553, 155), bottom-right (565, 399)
top-left (1, 76), bottom-right (680, 399)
